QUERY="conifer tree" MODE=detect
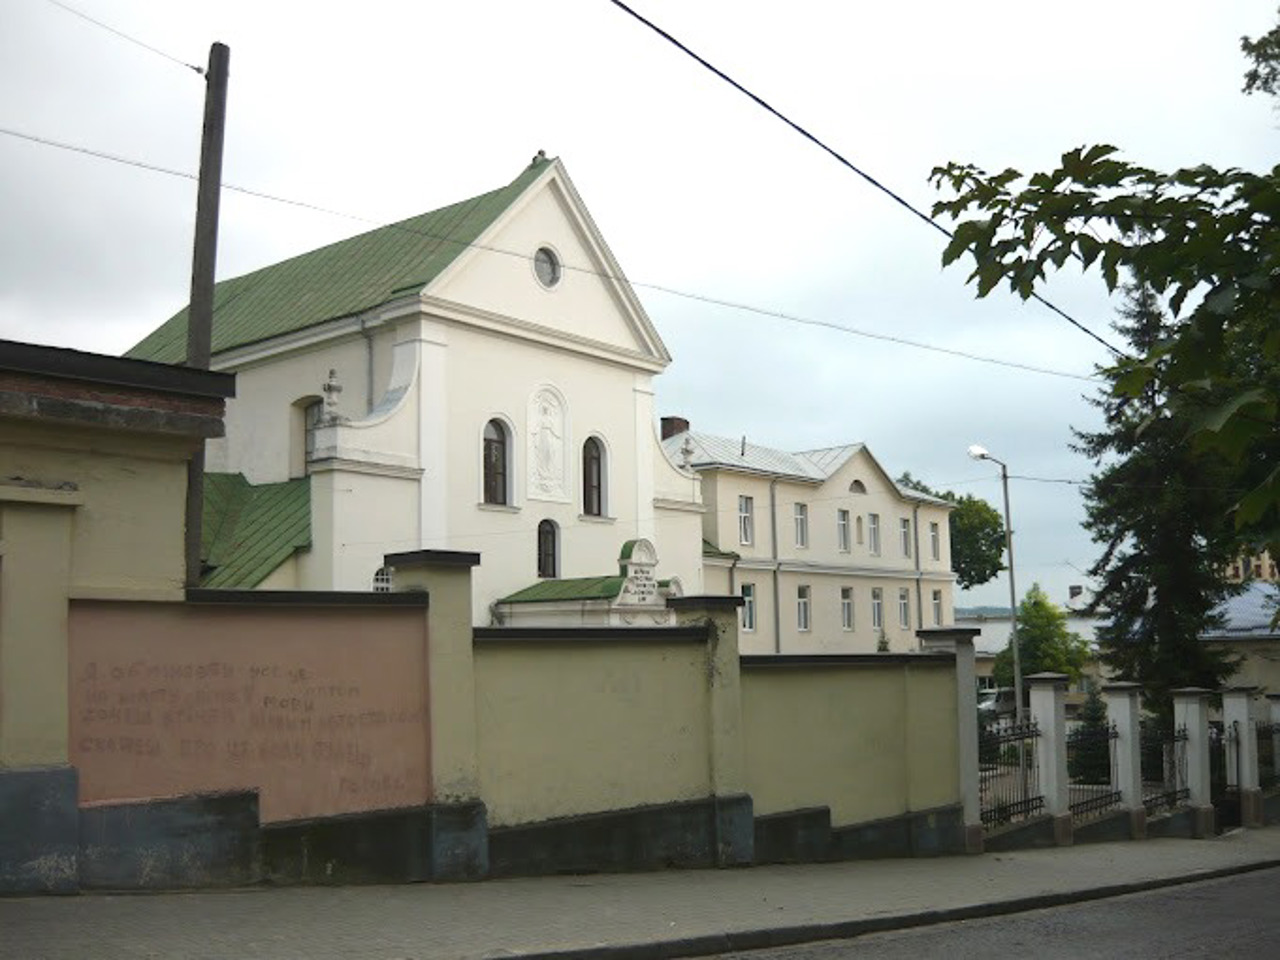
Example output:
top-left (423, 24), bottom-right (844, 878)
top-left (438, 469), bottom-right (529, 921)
top-left (1074, 284), bottom-right (1241, 727)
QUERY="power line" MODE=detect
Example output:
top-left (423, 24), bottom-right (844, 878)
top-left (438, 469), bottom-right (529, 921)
top-left (0, 124), bottom-right (1102, 384)
top-left (603, 0), bottom-right (1128, 360)
top-left (41, 0), bottom-right (203, 75)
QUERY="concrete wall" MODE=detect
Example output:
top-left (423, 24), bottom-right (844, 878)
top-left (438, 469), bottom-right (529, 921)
top-left (741, 656), bottom-right (960, 826)
top-left (68, 599), bottom-right (431, 823)
top-left (474, 634), bottom-right (713, 827)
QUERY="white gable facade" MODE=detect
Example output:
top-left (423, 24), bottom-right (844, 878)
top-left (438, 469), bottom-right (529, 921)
top-left (200, 159), bottom-right (703, 620)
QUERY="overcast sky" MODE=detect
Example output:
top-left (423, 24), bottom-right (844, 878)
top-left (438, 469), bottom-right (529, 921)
top-left (3, 0), bottom-right (1276, 609)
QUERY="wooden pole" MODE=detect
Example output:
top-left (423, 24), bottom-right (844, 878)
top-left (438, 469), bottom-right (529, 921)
top-left (185, 42), bottom-right (229, 588)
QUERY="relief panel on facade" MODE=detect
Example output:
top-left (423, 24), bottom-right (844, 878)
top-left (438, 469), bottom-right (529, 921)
top-left (527, 386), bottom-right (569, 502)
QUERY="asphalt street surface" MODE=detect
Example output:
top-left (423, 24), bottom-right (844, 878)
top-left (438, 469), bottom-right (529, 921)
top-left (715, 866), bottom-right (1280, 959)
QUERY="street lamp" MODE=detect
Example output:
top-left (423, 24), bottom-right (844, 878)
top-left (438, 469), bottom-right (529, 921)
top-left (968, 444), bottom-right (1024, 724)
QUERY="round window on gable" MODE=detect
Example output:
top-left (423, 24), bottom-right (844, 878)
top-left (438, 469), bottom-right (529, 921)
top-left (534, 247), bottom-right (561, 288)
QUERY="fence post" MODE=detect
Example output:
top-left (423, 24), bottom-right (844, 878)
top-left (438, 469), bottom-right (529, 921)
top-left (1103, 681), bottom-right (1146, 839)
top-left (1222, 686), bottom-right (1262, 827)
top-left (1028, 672), bottom-right (1071, 845)
top-left (917, 627), bottom-right (983, 854)
top-left (1172, 688), bottom-right (1215, 838)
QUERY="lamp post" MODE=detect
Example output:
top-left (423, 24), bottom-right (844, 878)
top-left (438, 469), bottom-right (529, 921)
top-left (968, 444), bottom-right (1024, 724)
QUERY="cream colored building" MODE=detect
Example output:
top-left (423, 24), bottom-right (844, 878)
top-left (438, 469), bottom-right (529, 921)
top-left (127, 155), bottom-right (703, 622)
top-left (661, 422), bottom-right (956, 654)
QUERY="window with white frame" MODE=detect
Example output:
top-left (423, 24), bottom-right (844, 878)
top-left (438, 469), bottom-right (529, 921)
top-left (837, 509), bottom-right (851, 552)
top-left (372, 566), bottom-right (392, 593)
top-left (797, 585), bottom-right (811, 631)
top-left (483, 418), bottom-right (511, 505)
top-left (900, 517), bottom-right (912, 557)
top-left (932, 589), bottom-right (943, 626)
top-left (794, 502), bottom-right (809, 548)
top-left (841, 587), bottom-right (854, 630)
top-left (930, 521), bottom-right (941, 561)
top-left (898, 588), bottom-right (911, 629)
top-left (871, 588), bottom-right (883, 629)
top-left (738, 495), bottom-right (754, 545)
top-left (582, 437), bottom-right (605, 517)
top-left (868, 513), bottom-right (881, 555)
top-left (740, 583), bottom-right (756, 632)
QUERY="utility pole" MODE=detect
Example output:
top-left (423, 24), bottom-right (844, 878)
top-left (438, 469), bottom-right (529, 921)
top-left (184, 42), bottom-right (229, 588)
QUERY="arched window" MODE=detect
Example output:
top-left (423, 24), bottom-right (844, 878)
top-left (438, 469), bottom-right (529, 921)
top-left (537, 519), bottom-right (558, 578)
top-left (483, 419), bottom-right (509, 505)
top-left (849, 479), bottom-right (867, 494)
top-left (583, 437), bottom-right (604, 516)
top-left (371, 566), bottom-right (392, 593)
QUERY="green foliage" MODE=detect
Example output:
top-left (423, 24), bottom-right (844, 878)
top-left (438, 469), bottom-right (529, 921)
top-left (1068, 687), bottom-right (1111, 785)
top-left (1074, 286), bottom-right (1242, 725)
top-left (993, 583), bottom-right (1090, 686)
top-left (928, 9), bottom-right (1280, 560)
top-left (897, 472), bottom-right (1006, 589)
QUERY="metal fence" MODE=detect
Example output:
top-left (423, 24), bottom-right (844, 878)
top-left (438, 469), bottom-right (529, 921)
top-left (1257, 721), bottom-right (1277, 791)
top-left (1211, 720), bottom-right (1241, 831)
top-left (1067, 720), bottom-right (1121, 820)
top-left (1141, 723), bottom-right (1188, 813)
top-left (979, 719), bottom-right (1043, 828)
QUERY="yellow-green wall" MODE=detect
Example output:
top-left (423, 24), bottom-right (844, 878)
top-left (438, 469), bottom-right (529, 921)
top-left (474, 640), bottom-right (712, 826)
top-left (741, 660), bottom-right (959, 825)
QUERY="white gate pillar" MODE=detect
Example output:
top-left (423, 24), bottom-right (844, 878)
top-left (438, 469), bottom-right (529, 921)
top-left (1103, 681), bottom-right (1146, 839)
top-left (1028, 672), bottom-right (1071, 845)
top-left (1223, 686), bottom-right (1262, 827)
top-left (1173, 688), bottom-right (1215, 838)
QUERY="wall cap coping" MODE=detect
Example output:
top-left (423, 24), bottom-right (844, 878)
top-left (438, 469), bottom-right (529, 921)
top-left (666, 594), bottom-right (744, 610)
top-left (0, 483), bottom-right (84, 507)
top-left (185, 588), bottom-right (429, 607)
top-left (915, 627), bottom-right (981, 640)
top-left (1221, 685), bottom-right (1262, 694)
top-left (384, 548), bottom-right (481, 569)
top-left (1101, 681), bottom-right (1142, 693)
top-left (741, 652), bottom-right (955, 669)
top-left (474, 626), bottom-right (707, 645)
top-left (1171, 686), bottom-right (1214, 697)
top-left (1026, 671), bottom-right (1070, 686)
top-left (0, 337), bottom-right (235, 398)
top-left (1267, 693), bottom-right (1280, 702)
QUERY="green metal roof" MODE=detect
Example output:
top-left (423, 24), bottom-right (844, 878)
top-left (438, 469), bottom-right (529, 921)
top-left (201, 472), bottom-right (311, 588)
top-left (127, 157), bottom-right (553, 364)
top-left (497, 575), bottom-right (674, 605)
top-left (498, 576), bottom-right (627, 604)
top-left (701, 538), bottom-right (740, 560)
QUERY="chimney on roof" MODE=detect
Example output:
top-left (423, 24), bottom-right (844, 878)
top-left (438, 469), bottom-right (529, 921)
top-left (1069, 585), bottom-right (1083, 600)
top-left (661, 416), bottom-right (689, 440)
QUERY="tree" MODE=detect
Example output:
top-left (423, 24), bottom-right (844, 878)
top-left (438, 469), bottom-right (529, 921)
top-left (897, 472), bottom-right (1006, 589)
top-left (993, 583), bottom-right (1089, 687)
top-left (1068, 686), bottom-right (1111, 785)
top-left (928, 10), bottom-right (1280, 561)
top-left (1073, 285), bottom-right (1241, 725)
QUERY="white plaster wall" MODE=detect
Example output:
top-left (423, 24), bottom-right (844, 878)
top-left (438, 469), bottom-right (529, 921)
top-left (209, 336), bottom-right (373, 483)
top-left (433, 179), bottom-right (649, 354)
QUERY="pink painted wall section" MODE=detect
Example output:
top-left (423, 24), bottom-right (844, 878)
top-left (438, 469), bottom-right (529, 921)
top-left (68, 601), bottom-right (431, 823)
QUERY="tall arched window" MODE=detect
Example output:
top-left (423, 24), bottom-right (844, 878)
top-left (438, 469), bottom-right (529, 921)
top-left (483, 419), bottom-right (509, 505)
top-left (582, 437), bottom-right (604, 516)
top-left (537, 519), bottom-right (558, 578)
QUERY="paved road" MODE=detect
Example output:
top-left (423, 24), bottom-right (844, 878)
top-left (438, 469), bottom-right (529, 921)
top-left (716, 866), bottom-right (1280, 959)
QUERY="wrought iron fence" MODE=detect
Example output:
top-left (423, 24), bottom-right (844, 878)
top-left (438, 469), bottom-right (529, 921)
top-left (1067, 720), bottom-right (1121, 820)
top-left (978, 719), bottom-right (1043, 828)
top-left (1141, 723), bottom-right (1188, 813)
top-left (1258, 721), bottom-right (1278, 791)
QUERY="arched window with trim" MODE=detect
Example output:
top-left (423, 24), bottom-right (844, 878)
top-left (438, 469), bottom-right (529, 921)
top-left (582, 437), bottom-right (604, 516)
top-left (483, 419), bottom-right (509, 505)
top-left (372, 566), bottom-right (393, 593)
top-left (537, 519), bottom-right (558, 578)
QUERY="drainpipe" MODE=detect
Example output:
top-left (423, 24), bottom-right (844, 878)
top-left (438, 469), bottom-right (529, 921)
top-left (360, 315), bottom-right (375, 414)
top-left (913, 504), bottom-right (923, 637)
top-left (770, 478), bottom-right (781, 654)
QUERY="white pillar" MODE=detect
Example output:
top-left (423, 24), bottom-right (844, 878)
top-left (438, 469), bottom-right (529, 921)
top-left (1103, 681), bottom-right (1145, 838)
top-left (1223, 686), bottom-right (1262, 827)
top-left (917, 627), bottom-right (983, 853)
top-left (1028, 672), bottom-right (1071, 843)
top-left (1173, 687), bottom-right (1214, 837)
